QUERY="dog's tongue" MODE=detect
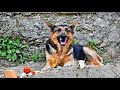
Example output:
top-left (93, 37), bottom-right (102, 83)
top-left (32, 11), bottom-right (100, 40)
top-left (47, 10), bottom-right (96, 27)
top-left (61, 41), bottom-right (66, 45)
top-left (60, 38), bottom-right (67, 45)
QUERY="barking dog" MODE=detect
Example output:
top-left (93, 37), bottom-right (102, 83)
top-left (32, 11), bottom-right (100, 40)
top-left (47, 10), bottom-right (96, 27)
top-left (41, 22), bottom-right (103, 71)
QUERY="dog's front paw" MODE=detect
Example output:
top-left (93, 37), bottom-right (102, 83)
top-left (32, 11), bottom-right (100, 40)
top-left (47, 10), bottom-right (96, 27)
top-left (64, 62), bottom-right (73, 67)
top-left (41, 65), bottom-right (51, 71)
top-left (77, 60), bottom-right (85, 69)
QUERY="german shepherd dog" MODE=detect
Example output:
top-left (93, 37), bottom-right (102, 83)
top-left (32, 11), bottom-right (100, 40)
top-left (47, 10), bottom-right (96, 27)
top-left (41, 22), bottom-right (103, 71)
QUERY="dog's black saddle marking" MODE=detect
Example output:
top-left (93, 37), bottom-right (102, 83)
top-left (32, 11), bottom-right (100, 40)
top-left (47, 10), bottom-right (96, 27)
top-left (72, 44), bottom-right (86, 61)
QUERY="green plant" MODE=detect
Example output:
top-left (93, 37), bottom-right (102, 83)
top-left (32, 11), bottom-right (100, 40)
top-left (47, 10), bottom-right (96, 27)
top-left (103, 60), bottom-right (112, 65)
top-left (0, 36), bottom-right (46, 64)
top-left (0, 36), bottom-right (29, 63)
top-left (86, 40), bottom-right (98, 51)
top-left (76, 26), bottom-right (81, 31)
top-left (86, 40), bottom-right (104, 54)
top-left (29, 49), bottom-right (45, 62)
top-left (72, 38), bottom-right (79, 44)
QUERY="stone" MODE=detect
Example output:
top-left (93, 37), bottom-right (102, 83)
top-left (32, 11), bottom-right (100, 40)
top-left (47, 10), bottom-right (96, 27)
top-left (100, 43), bottom-right (106, 47)
top-left (108, 29), bottom-right (120, 43)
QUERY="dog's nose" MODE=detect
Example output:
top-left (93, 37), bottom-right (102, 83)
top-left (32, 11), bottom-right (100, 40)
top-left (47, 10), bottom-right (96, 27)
top-left (60, 33), bottom-right (67, 37)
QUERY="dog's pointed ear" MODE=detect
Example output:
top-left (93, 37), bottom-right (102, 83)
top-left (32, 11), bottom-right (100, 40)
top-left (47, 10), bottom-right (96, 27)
top-left (70, 22), bottom-right (77, 30)
top-left (44, 21), bottom-right (56, 31)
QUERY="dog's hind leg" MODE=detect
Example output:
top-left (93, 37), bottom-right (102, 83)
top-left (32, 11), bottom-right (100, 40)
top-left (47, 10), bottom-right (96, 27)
top-left (83, 47), bottom-right (104, 66)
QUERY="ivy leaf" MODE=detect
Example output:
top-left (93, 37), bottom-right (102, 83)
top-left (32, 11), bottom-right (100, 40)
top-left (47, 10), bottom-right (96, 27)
top-left (12, 41), bottom-right (18, 46)
top-left (21, 51), bottom-right (27, 56)
top-left (7, 50), bottom-right (12, 54)
top-left (16, 49), bottom-right (20, 53)
top-left (11, 49), bottom-right (16, 53)
top-left (8, 40), bottom-right (13, 44)
top-left (0, 51), bottom-right (6, 57)
top-left (15, 38), bottom-right (20, 44)
top-left (7, 45), bottom-right (11, 49)
top-left (11, 53), bottom-right (17, 61)
top-left (6, 54), bottom-right (12, 60)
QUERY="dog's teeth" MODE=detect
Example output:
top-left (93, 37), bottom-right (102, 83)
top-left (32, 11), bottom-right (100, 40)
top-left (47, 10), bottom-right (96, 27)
top-left (60, 37), bottom-right (62, 41)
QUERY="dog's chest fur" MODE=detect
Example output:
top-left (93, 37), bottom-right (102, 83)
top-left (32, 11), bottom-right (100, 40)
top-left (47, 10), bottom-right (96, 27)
top-left (46, 39), bottom-right (73, 65)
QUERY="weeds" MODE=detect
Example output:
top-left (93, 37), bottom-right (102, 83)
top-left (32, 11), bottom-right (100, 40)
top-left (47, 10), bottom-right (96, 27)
top-left (86, 40), bottom-right (104, 54)
top-left (29, 49), bottom-right (45, 62)
top-left (103, 60), bottom-right (112, 65)
top-left (72, 38), bottom-right (79, 44)
top-left (76, 26), bottom-right (81, 31)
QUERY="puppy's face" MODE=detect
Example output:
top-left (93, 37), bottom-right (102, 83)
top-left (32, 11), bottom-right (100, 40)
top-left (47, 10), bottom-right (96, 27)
top-left (46, 22), bottom-right (76, 46)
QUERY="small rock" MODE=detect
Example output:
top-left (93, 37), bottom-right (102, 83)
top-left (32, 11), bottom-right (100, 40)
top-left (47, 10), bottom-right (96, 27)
top-left (100, 43), bottom-right (106, 47)
top-left (108, 29), bottom-right (120, 43)
top-left (89, 33), bottom-right (94, 37)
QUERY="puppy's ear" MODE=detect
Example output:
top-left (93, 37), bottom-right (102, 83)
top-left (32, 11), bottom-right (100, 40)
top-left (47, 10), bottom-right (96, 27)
top-left (44, 21), bottom-right (56, 31)
top-left (70, 22), bottom-right (77, 30)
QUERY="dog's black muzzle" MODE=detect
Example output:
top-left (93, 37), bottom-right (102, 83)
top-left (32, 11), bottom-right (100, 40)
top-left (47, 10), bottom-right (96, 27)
top-left (58, 33), bottom-right (68, 46)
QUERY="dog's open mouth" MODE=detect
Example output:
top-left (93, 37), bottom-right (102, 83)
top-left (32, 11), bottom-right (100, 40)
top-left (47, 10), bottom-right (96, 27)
top-left (58, 36), bottom-right (68, 46)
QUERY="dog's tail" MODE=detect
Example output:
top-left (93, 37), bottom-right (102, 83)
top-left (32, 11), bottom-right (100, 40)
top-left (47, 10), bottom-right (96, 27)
top-left (83, 47), bottom-right (103, 66)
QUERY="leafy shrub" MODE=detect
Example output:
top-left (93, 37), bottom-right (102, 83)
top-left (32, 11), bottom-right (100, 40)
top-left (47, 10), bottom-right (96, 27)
top-left (0, 36), bottom-right (46, 64)
top-left (0, 36), bottom-right (29, 63)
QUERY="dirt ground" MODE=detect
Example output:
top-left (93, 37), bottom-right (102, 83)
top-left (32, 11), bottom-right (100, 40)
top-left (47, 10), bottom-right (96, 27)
top-left (1, 58), bottom-right (120, 78)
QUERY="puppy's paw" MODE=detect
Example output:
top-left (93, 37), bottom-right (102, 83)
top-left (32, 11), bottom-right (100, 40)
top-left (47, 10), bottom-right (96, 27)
top-left (77, 60), bottom-right (85, 69)
top-left (41, 65), bottom-right (51, 71)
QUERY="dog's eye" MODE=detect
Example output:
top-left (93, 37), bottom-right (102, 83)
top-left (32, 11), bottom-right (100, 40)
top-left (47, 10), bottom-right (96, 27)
top-left (56, 29), bottom-right (61, 32)
top-left (65, 28), bottom-right (70, 32)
